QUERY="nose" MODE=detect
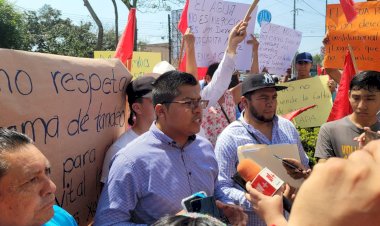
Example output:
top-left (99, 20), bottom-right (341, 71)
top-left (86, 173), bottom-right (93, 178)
top-left (192, 103), bottom-right (202, 113)
top-left (40, 176), bottom-right (57, 197)
top-left (357, 99), bottom-right (367, 110)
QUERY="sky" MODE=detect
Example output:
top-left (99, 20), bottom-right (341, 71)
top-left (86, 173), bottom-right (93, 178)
top-left (12, 0), bottom-right (367, 55)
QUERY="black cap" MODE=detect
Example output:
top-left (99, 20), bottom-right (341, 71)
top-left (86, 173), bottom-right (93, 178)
top-left (242, 73), bottom-right (287, 96)
top-left (295, 52), bottom-right (313, 63)
top-left (126, 76), bottom-right (155, 104)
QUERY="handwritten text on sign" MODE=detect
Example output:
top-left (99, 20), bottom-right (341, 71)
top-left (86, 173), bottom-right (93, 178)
top-left (324, 1), bottom-right (380, 71)
top-left (0, 49), bottom-right (131, 225)
top-left (188, 0), bottom-right (257, 70)
top-left (259, 22), bottom-right (302, 75)
top-left (277, 76), bottom-right (332, 128)
top-left (94, 51), bottom-right (162, 78)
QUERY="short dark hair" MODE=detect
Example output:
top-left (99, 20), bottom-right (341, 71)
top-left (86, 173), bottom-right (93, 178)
top-left (0, 128), bottom-right (33, 179)
top-left (350, 70), bottom-right (380, 92)
top-left (152, 214), bottom-right (226, 226)
top-left (152, 71), bottom-right (198, 107)
top-left (206, 63), bottom-right (220, 79)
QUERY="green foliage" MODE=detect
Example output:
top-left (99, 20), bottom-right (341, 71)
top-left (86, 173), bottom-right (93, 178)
top-left (313, 54), bottom-right (323, 66)
top-left (25, 5), bottom-right (97, 57)
top-left (297, 127), bottom-right (320, 168)
top-left (103, 28), bottom-right (117, 51)
top-left (1, 3), bottom-right (118, 57)
top-left (0, 0), bottom-right (30, 50)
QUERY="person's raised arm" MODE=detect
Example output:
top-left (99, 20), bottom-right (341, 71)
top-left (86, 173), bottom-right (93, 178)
top-left (183, 28), bottom-right (198, 80)
top-left (248, 34), bottom-right (259, 74)
top-left (322, 33), bottom-right (342, 84)
top-left (228, 34), bottom-right (259, 105)
top-left (202, 21), bottom-right (248, 108)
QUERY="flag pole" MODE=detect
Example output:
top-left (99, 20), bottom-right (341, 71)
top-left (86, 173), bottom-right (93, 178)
top-left (243, 0), bottom-right (260, 22)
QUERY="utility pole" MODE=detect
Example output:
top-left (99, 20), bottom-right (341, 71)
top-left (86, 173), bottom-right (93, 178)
top-left (168, 14), bottom-right (172, 64)
top-left (293, 0), bottom-right (296, 29)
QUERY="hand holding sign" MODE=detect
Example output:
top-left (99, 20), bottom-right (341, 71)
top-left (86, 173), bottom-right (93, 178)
top-left (227, 21), bottom-right (248, 55)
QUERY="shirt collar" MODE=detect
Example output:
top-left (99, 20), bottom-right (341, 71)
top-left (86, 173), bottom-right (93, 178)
top-left (150, 121), bottom-right (196, 148)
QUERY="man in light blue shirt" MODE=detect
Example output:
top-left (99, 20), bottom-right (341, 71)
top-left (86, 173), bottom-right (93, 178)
top-left (214, 73), bottom-right (309, 226)
top-left (95, 21), bottom-right (249, 226)
top-left (94, 71), bottom-right (217, 224)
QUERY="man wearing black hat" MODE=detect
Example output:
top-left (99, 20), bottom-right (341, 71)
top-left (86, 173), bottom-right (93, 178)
top-left (100, 76), bottom-right (156, 184)
top-left (285, 52), bottom-right (313, 82)
top-left (214, 73), bottom-right (309, 226)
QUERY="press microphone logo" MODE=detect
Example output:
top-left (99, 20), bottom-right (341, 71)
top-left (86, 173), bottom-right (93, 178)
top-left (251, 167), bottom-right (283, 196)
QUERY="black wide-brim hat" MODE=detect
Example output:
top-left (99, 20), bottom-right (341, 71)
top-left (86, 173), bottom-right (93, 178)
top-left (242, 73), bottom-right (287, 96)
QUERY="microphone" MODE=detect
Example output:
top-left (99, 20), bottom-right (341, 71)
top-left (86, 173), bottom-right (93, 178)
top-left (237, 158), bottom-right (292, 213)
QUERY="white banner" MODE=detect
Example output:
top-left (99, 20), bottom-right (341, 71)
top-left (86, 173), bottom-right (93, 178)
top-left (259, 22), bottom-right (302, 75)
top-left (188, 0), bottom-right (257, 70)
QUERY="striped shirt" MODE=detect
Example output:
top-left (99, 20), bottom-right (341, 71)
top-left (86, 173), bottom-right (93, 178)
top-left (94, 123), bottom-right (219, 226)
top-left (214, 113), bottom-right (309, 226)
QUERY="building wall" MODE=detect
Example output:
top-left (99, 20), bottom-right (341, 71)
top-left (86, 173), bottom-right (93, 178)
top-left (140, 43), bottom-right (169, 62)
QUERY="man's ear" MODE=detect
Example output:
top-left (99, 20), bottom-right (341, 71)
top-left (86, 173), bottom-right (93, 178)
top-left (241, 96), bottom-right (249, 109)
top-left (155, 104), bottom-right (167, 119)
top-left (131, 102), bottom-right (141, 115)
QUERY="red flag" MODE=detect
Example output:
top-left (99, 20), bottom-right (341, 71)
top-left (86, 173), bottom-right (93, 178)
top-left (340, 0), bottom-right (357, 23)
top-left (317, 65), bottom-right (323, 75)
top-left (327, 50), bottom-right (356, 122)
top-left (282, 105), bottom-right (317, 121)
top-left (178, 0), bottom-right (189, 34)
top-left (114, 8), bottom-right (136, 66)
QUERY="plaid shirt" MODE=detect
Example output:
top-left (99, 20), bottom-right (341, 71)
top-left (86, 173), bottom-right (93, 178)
top-left (214, 113), bottom-right (309, 226)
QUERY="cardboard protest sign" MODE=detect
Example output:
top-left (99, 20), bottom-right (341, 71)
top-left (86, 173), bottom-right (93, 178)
top-left (259, 22), bottom-right (302, 75)
top-left (94, 51), bottom-right (162, 78)
top-left (277, 76), bottom-right (333, 128)
top-left (0, 49), bottom-right (131, 225)
top-left (188, 0), bottom-right (257, 71)
top-left (324, 1), bottom-right (380, 71)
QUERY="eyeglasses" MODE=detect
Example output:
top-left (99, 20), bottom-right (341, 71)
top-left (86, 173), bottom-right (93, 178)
top-left (162, 99), bottom-right (209, 110)
top-left (296, 61), bottom-right (311, 65)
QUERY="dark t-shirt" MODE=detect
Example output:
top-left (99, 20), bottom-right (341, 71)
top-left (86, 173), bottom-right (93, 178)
top-left (315, 116), bottom-right (380, 159)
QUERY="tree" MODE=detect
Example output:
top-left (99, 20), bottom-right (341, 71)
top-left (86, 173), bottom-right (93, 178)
top-left (25, 5), bottom-right (97, 57)
top-left (103, 28), bottom-right (117, 50)
top-left (313, 54), bottom-right (323, 66)
top-left (0, 0), bottom-right (30, 50)
top-left (111, 0), bottom-right (119, 46)
top-left (83, 0), bottom-right (103, 50)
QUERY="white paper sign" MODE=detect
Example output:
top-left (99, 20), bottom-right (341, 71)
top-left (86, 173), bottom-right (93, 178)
top-left (188, 0), bottom-right (257, 70)
top-left (259, 22), bottom-right (302, 75)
